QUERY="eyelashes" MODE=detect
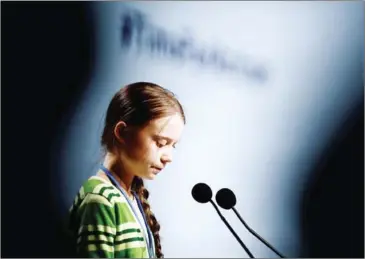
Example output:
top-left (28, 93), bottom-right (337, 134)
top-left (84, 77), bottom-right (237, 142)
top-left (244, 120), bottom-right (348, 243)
top-left (156, 139), bottom-right (177, 149)
top-left (156, 142), bottom-right (165, 148)
top-left (156, 139), bottom-right (167, 148)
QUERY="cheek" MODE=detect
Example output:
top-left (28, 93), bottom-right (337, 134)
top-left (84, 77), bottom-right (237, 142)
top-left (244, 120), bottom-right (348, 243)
top-left (144, 142), bottom-right (160, 162)
top-left (128, 138), bottom-right (158, 163)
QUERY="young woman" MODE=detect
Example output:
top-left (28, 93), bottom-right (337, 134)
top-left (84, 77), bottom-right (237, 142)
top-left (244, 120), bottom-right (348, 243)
top-left (68, 82), bottom-right (186, 258)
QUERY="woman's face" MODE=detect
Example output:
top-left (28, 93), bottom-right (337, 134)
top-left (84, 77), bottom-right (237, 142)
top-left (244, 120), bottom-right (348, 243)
top-left (121, 113), bottom-right (185, 180)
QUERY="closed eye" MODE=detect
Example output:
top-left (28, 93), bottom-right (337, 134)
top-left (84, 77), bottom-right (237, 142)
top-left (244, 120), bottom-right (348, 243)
top-left (154, 135), bottom-right (179, 149)
top-left (156, 139), bottom-right (168, 148)
top-left (157, 142), bottom-right (166, 148)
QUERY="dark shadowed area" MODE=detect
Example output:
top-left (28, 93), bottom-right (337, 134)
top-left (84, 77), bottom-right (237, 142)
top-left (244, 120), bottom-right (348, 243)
top-left (299, 99), bottom-right (364, 258)
top-left (2, 2), bottom-right (94, 257)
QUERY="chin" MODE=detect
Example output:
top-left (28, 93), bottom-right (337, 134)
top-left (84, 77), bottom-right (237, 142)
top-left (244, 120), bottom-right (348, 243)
top-left (138, 173), bottom-right (156, 180)
top-left (146, 174), bottom-right (156, 180)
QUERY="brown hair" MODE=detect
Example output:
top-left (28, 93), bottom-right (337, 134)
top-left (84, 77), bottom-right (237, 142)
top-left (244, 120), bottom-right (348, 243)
top-left (101, 82), bottom-right (186, 258)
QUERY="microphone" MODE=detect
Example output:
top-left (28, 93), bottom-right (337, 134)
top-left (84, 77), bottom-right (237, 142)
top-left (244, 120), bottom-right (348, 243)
top-left (215, 188), bottom-right (286, 258)
top-left (191, 183), bottom-right (254, 258)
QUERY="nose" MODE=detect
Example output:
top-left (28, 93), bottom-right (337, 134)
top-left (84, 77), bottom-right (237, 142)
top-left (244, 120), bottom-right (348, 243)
top-left (161, 152), bottom-right (173, 165)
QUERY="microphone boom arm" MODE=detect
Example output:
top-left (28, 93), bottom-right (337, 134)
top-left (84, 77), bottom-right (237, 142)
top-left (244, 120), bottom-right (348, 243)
top-left (209, 201), bottom-right (255, 258)
top-left (232, 207), bottom-right (286, 258)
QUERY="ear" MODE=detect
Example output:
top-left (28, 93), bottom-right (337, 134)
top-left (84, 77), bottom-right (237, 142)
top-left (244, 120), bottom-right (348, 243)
top-left (113, 121), bottom-right (128, 144)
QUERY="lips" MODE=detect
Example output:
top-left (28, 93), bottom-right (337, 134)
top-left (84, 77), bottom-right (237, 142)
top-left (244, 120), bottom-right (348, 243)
top-left (151, 166), bottom-right (163, 174)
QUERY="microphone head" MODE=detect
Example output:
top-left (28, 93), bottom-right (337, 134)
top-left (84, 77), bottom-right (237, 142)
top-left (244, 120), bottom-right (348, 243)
top-left (191, 183), bottom-right (212, 203)
top-left (215, 188), bottom-right (236, 209)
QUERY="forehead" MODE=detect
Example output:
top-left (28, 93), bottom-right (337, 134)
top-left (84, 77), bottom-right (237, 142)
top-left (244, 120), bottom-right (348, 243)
top-left (144, 113), bottom-right (184, 141)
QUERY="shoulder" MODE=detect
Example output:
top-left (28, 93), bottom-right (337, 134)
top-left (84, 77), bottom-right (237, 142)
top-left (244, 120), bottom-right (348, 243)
top-left (71, 176), bottom-right (128, 210)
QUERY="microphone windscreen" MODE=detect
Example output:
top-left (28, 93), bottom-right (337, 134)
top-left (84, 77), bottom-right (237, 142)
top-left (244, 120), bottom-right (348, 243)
top-left (192, 183), bottom-right (212, 203)
top-left (216, 188), bottom-right (236, 209)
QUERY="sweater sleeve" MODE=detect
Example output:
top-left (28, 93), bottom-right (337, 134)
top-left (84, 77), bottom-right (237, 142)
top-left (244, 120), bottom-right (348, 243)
top-left (76, 193), bottom-right (116, 258)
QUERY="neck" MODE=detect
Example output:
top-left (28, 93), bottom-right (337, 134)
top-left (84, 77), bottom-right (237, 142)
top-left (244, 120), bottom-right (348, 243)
top-left (102, 152), bottom-right (135, 197)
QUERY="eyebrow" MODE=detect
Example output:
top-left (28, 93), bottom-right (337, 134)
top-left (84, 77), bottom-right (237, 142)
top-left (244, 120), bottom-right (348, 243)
top-left (156, 135), bottom-right (178, 144)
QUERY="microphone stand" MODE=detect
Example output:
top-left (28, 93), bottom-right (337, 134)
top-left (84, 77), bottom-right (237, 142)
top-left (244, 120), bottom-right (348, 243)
top-left (232, 207), bottom-right (286, 258)
top-left (209, 200), bottom-right (255, 258)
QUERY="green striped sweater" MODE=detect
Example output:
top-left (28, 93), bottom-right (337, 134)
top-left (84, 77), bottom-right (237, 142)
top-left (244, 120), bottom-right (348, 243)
top-left (68, 176), bottom-right (155, 258)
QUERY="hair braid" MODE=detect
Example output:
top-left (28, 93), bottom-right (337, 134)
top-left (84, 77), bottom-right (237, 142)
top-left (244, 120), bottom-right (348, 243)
top-left (132, 176), bottom-right (163, 258)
